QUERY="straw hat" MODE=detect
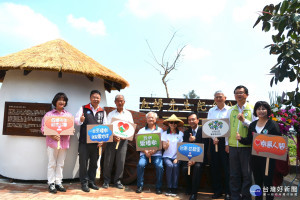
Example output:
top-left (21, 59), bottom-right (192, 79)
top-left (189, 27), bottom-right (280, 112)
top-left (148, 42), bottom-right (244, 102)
top-left (163, 114), bottom-right (184, 127)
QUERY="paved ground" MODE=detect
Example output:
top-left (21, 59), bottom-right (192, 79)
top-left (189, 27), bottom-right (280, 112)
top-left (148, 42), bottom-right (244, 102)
top-left (0, 177), bottom-right (215, 200)
top-left (0, 174), bottom-right (298, 200)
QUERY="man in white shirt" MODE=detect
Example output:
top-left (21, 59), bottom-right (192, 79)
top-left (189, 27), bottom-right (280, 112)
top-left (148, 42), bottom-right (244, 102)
top-left (207, 90), bottom-right (231, 200)
top-left (136, 112), bottom-right (164, 194)
top-left (102, 94), bottom-right (133, 189)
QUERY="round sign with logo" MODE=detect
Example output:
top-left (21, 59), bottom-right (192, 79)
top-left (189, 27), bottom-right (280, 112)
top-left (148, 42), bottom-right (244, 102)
top-left (202, 118), bottom-right (230, 138)
top-left (111, 119), bottom-right (136, 140)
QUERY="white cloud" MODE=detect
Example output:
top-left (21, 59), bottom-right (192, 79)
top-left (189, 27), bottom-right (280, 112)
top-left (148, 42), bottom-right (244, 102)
top-left (233, 0), bottom-right (282, 22)
top-left (126, 0), bottom-right (227, 23)
top-left (183, 45), bottom-right (211, 60)
top-left (0, 3), bottom-right (60, 44)
top-left (67, 14), bottom-right (106, 36)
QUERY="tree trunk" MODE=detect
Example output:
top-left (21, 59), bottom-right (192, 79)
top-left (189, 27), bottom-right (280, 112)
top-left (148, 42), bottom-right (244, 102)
top-left (162, 75), bottom-right (169, 98)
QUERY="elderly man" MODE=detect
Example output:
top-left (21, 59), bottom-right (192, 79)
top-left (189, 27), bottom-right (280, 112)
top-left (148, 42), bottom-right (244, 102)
top-left (75, 90), bottom-right (107, 192)
top-left (102, 94), bottom-right (133, 189)
top-left (136, 112), bottom-right (164, 194)
top-left (182, 112), bottom-right (209, 200)
top-left (207, 90), bottom-right (231, 200)
top-left (227, 85), bottom-right (256, 200)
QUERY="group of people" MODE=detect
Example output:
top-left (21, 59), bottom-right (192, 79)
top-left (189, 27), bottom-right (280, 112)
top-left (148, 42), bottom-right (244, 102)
top-left (41, 85), bottom-right (282, 200)
top-left (41, 91), bottom-right (132, 194)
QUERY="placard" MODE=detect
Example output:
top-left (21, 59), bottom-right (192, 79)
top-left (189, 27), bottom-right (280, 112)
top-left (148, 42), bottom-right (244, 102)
top-left (111, 117), bottom-right (137, 141)
top-left (252, 133), bottom-right (288, 161)
top-left (43, 116), bottom-right (74, 135)
top-left (3, 102), bottom-right (51, 137)
top-left (87, 124), bottom-right (113, 143)
top-left (177, 142), bottom-right (204, 162)
top-left (202, 118), bottom-right (230, 138)
top-left (136, 133), bottom-right (162, 151)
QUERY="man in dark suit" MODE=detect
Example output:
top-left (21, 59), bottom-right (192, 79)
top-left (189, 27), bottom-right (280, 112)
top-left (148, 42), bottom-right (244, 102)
top-left (182, 112), bottom-right (209, 200)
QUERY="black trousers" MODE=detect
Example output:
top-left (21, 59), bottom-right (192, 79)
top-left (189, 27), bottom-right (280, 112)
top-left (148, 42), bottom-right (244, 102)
top-left (181, 161), bottom-right (203, 194)
top-left (210, 138), bottom-right (230, 195)
top-left (251, 156), bottom-right (275, 200)
top-left (78, 143), bottom-right (99, 185)
top-left (229, 147), bottom-right (252, 200)
top-left (103, 140), bottom-right (128, 184)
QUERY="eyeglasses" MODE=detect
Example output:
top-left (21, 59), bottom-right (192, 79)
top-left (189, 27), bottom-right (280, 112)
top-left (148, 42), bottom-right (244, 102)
top-left (234, 92), bottom-right (245, 95)
top-left (169, 121), bottom-right (178, 124)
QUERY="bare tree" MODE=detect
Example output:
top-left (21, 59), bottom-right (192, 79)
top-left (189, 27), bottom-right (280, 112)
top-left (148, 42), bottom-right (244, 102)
top-left (146, 32), bottom-right (186, 98)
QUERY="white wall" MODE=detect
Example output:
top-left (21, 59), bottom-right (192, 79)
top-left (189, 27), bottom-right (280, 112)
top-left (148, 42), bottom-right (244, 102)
top-left (0, 70), bottom-right (107, 180)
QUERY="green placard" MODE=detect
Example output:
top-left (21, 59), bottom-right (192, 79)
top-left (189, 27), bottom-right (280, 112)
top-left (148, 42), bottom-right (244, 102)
top-left (136, 133), bottom-right (162, 151)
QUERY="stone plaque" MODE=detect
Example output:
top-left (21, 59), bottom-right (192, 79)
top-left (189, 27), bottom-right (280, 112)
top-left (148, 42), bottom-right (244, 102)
top-left (3, 102), bottom-right (51, 137)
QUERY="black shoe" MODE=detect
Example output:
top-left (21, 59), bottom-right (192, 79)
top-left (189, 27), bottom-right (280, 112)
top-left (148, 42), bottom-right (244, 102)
top-left (48, 183), bottom-right (57, 194)
top-left (156, 188), bottom-right (162, 194)
top-left (114, 182), bottom-right (124, 189)
top-left (136, 187), bottom-right (143, 193)
top-left (171, 188), bottom-right (177, 197)
top-left (55, 184), bottom-right (66, 192)
top-left (165, 188), bottom-right (172, 196)
top-left (102, 182), bottom-right (109, 189)
top-left (212, 193), bottom-right (223, 199)
top-left (81, 184), bottom-right (90, 192)
top-left (189, 193), bottom-right (197, 200)
top-left (185, 189), bottom-right (192, 195)
top-left (88, 182), bottom-right (99, 190)
top-left (224, 194), bottom-right (231, 200)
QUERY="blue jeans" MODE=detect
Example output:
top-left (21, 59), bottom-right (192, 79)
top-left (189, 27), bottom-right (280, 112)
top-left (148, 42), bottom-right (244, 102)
top-left (163, 157), bottom-right (180, 189)
top-left (137, 155), bottom-right (163, 189)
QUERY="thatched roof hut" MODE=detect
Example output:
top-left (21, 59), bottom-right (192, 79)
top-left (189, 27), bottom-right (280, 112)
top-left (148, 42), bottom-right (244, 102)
top-left (0, 39), bottom-right (129, 91)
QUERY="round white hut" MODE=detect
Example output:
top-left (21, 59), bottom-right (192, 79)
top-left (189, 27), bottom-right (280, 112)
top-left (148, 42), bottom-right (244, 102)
top-left (0, 39), bottom-right (129, 180)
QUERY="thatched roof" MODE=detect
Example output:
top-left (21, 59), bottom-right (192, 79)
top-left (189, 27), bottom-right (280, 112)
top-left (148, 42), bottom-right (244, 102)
top-left (0, 39), bottom-right (129, 91)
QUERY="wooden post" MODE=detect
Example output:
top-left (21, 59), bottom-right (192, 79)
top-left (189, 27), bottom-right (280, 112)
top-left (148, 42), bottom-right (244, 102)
top-left (265, 157), bottom-right (270, 176)
top-left (96, 147), bottom-right (102, 178)
top-left (188, 166), bottom-right (190, 175)
top-left (57, 140), bottom-right (60, 149)
top-left (116, 141), bottom-right (120, 149)
top-left (215, 144), bottom-right (218, 152)
top-left (149, 156), bottom-right (151, 163)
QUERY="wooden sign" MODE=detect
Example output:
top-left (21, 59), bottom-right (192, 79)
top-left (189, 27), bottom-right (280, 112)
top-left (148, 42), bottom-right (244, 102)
top-left (43, 116), bottom-right (74, 135)
top-left (202, 118), bottom-right (230, 138)
top-left (252, 133), bottom-right (288, 161)
top-left (136, 133), bottom-right (162, 151)
top-left (86, 124), bottom-right (113, 143)
top-left (139, 97), bottom-right (237, 125)
top-left (111, 118), bottom-right (137, 141)
top-left (3, 102), bottom-right (51, 137)
top-left (177, 142), bottom-right (204, 162)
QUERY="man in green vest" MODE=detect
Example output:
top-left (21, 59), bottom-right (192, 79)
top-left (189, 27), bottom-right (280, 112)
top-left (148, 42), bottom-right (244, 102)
top-left (226, 85), bottom-right (256, 200)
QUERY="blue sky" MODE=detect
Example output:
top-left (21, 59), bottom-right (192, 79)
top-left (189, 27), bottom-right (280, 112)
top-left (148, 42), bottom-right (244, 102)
top-left (0, 0), bottom-right (293, 110)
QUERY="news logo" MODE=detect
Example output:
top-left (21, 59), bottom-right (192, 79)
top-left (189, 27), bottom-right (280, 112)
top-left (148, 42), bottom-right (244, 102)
top-left (250, 185), bottom-right (262, 197)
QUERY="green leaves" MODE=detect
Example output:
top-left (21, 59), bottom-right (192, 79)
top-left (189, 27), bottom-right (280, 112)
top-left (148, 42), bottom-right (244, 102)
top-left (262, 21), bottom-right (271, 32)
top-left (255, 0), bottom-right (300, 107)
top-left (280, 0), bottom-right (289, 14)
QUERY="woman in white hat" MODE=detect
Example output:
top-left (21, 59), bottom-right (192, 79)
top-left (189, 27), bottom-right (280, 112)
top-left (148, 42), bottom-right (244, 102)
top-left (161, 114), bottom-right (184, 197)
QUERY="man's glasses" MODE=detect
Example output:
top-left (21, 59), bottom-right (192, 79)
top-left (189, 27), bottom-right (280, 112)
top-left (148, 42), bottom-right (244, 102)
top-left (169, 121), bottom-right (178, 124)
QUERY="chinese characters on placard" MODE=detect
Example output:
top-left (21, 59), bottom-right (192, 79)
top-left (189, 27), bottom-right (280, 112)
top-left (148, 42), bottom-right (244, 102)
top-left (139, 135), bottom-right (158, 147)
top-left (90, 127), bottom-right (110, 140)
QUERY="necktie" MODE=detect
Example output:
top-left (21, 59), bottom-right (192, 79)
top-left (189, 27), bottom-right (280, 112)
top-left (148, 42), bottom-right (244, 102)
top-left (192, 129), bottom-right (196, 136)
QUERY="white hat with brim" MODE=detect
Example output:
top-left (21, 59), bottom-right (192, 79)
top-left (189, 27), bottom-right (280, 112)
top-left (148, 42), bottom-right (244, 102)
top-left (163, 114), bottom-right (184, 127)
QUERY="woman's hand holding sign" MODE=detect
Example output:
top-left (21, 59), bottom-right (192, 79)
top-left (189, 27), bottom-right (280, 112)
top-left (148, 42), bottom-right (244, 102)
top-left (163, 140), bottom-right (170, 150)
top-left (50, 135), bottom-right (60, 141)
